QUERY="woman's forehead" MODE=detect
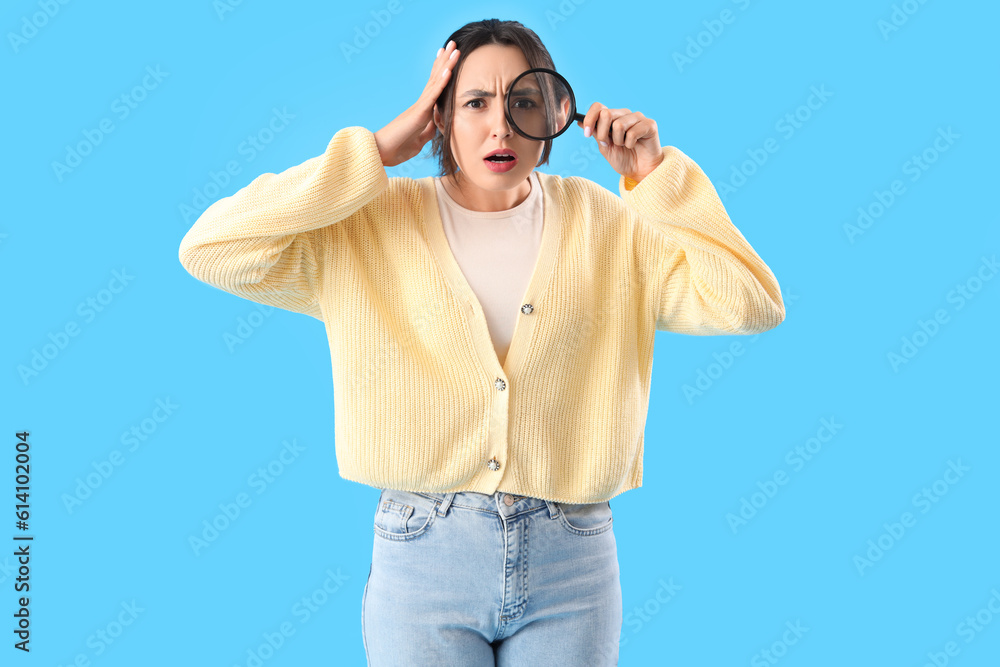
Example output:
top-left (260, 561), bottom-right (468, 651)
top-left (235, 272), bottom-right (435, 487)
top-left (456, 44), bottom-right (530, 88)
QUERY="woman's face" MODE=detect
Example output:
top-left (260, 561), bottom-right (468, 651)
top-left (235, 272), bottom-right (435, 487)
top-left (435, 43), bottom-right (545, 210)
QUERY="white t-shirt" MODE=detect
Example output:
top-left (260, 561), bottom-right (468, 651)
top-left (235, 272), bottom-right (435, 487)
top-left (434, 170), bottom-right (544, 367)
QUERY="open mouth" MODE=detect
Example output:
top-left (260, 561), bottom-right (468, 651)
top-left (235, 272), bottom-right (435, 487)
top-left (484, 149), bottom-right (519, 172)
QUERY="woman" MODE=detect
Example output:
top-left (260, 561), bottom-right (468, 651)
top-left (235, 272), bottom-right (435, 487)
top-left (179, 18), bottom-right (784, 666)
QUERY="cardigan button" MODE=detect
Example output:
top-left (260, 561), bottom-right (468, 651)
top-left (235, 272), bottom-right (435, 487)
top-left (495, 377), bottom-right (506, 391)
top-left (520, 303), bottom-right (533, 314)
top-left (487, 458), bottom-right (500, 471)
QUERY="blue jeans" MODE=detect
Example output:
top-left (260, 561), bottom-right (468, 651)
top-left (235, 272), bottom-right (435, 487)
top-left (362, 488), bottom-right (623, 666)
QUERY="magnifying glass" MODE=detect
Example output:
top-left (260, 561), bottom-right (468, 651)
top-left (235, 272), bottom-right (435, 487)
top-left (503, 67), bottom-right (604, 141)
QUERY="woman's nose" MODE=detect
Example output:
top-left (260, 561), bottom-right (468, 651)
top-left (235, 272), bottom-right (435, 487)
top-left (491, 102), bottom-right (513, 138)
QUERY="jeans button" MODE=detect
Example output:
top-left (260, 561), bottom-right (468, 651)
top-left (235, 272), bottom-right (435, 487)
top-left (503, 494), bottom-right (514, 506)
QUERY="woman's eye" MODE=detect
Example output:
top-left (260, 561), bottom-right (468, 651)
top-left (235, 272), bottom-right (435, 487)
top-left (466, 99), bottom-right (484, 109)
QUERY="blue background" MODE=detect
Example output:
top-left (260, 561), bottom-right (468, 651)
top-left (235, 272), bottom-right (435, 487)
top-left (5, 0), bottom-right (998, 665)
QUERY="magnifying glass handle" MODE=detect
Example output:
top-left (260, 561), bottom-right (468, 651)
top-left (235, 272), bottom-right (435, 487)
top-left (573, 111), bottom-right (612, 135)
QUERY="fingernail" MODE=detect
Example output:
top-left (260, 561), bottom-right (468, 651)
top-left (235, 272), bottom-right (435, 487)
top-left (437, 47), bottom-right (443, 57)
top-left (449, 49), bottom-right (458, 59)
top-left (599, 140), bottom-right (608, 147)
top-left (583, 126), bottom-right (592, 138)
top-left (441, 68), bottom-right (448, 78)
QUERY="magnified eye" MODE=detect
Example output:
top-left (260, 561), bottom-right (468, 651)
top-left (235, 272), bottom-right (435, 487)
top-left (512, 97), bottom-right (537, 109)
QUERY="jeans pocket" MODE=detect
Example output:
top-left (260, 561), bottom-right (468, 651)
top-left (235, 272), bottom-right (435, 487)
top-left (557, 500), bottom-right (614, 536)
top-left (373, 489), bottom-right (439, 541)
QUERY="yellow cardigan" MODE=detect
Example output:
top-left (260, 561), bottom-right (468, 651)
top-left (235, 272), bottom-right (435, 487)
top-left (178, 126), bottom-right (785, 504)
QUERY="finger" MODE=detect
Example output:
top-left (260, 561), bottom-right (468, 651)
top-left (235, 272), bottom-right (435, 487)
top-left (613, 109), bottom-right (645, 146)
top-left (621, 116), bottom-right (657, 150)
top-left (423, 41), bottom-right (459, 100)
top-left (576, 101), bottom-right (598, 128)
top-left (608, 114), bottom-right (628, 146)
top-left (580, 102), bottom-right (606, 138)
top-left (607, 113), bottom-right (643, 147)
top-left (430, 41), bottom-right (458, 80)
top-left (438, 41), bottom-right (459, 78)
top-left (596, 107), bottom-right (621, 145)
top-left (625, 118), bottom-right (656, 149)
top-left (436, 40), bottom-right (456, 62)
top-left (440, 50), bottom-right (458, 79)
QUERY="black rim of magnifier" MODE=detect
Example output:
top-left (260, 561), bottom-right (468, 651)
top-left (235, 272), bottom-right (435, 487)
top-left (504, 67), bottom-right (584, 141)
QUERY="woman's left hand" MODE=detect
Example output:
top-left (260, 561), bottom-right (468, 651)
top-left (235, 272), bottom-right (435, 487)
top-left (577, 102), bottom-right (664, 183)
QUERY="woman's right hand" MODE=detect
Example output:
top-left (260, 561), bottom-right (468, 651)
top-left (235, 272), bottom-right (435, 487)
top-left (374, 40), bottom-right (460, 168)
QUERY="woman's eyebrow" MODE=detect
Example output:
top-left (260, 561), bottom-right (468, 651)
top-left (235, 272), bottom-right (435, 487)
top-left (460, 86), bottom-right (541, 98)
top-left (460, 89), bottom-right (494, 98)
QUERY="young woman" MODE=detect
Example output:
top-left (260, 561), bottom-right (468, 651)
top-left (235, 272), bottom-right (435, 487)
top-left (179, 18), bottom-right (784, 667)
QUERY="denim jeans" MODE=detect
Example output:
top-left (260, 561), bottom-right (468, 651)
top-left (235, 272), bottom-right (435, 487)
top-left (362, 488), bottom-right (623, 666)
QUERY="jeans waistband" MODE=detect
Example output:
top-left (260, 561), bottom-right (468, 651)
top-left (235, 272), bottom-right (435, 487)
top-left (404, 490), bottom-right (562, 519)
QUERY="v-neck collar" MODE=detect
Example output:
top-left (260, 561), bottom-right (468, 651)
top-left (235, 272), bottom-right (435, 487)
top-left (419, 170), bottom-right (564, 380)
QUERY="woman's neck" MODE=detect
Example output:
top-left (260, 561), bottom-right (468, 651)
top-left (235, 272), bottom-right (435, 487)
top-left (441, 171), bottom-right (532, 212)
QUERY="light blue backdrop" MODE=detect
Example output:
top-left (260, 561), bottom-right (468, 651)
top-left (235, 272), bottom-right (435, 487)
top-left (5, 0), bottom-right (998, 665)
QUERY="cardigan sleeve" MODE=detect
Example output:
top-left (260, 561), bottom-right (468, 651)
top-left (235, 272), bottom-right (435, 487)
top-left (621, 146), bottom-right (785, 335)
top-left (178, 126), bottom-right (389, 320)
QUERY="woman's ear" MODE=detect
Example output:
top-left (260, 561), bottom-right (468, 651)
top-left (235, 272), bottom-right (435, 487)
top-left (433, 104), bottom-right (444, 134)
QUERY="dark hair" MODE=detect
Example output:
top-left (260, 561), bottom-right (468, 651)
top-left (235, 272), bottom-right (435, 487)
top-left (431, 19), bottom-right (557, 181)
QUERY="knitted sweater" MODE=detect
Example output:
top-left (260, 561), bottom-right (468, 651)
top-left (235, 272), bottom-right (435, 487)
top-left (178, 126), bottom-right (785, 504)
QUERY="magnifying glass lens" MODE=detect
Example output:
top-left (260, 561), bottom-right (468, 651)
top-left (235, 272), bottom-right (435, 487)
top-left (505, 69), bottom-right (575, 141)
